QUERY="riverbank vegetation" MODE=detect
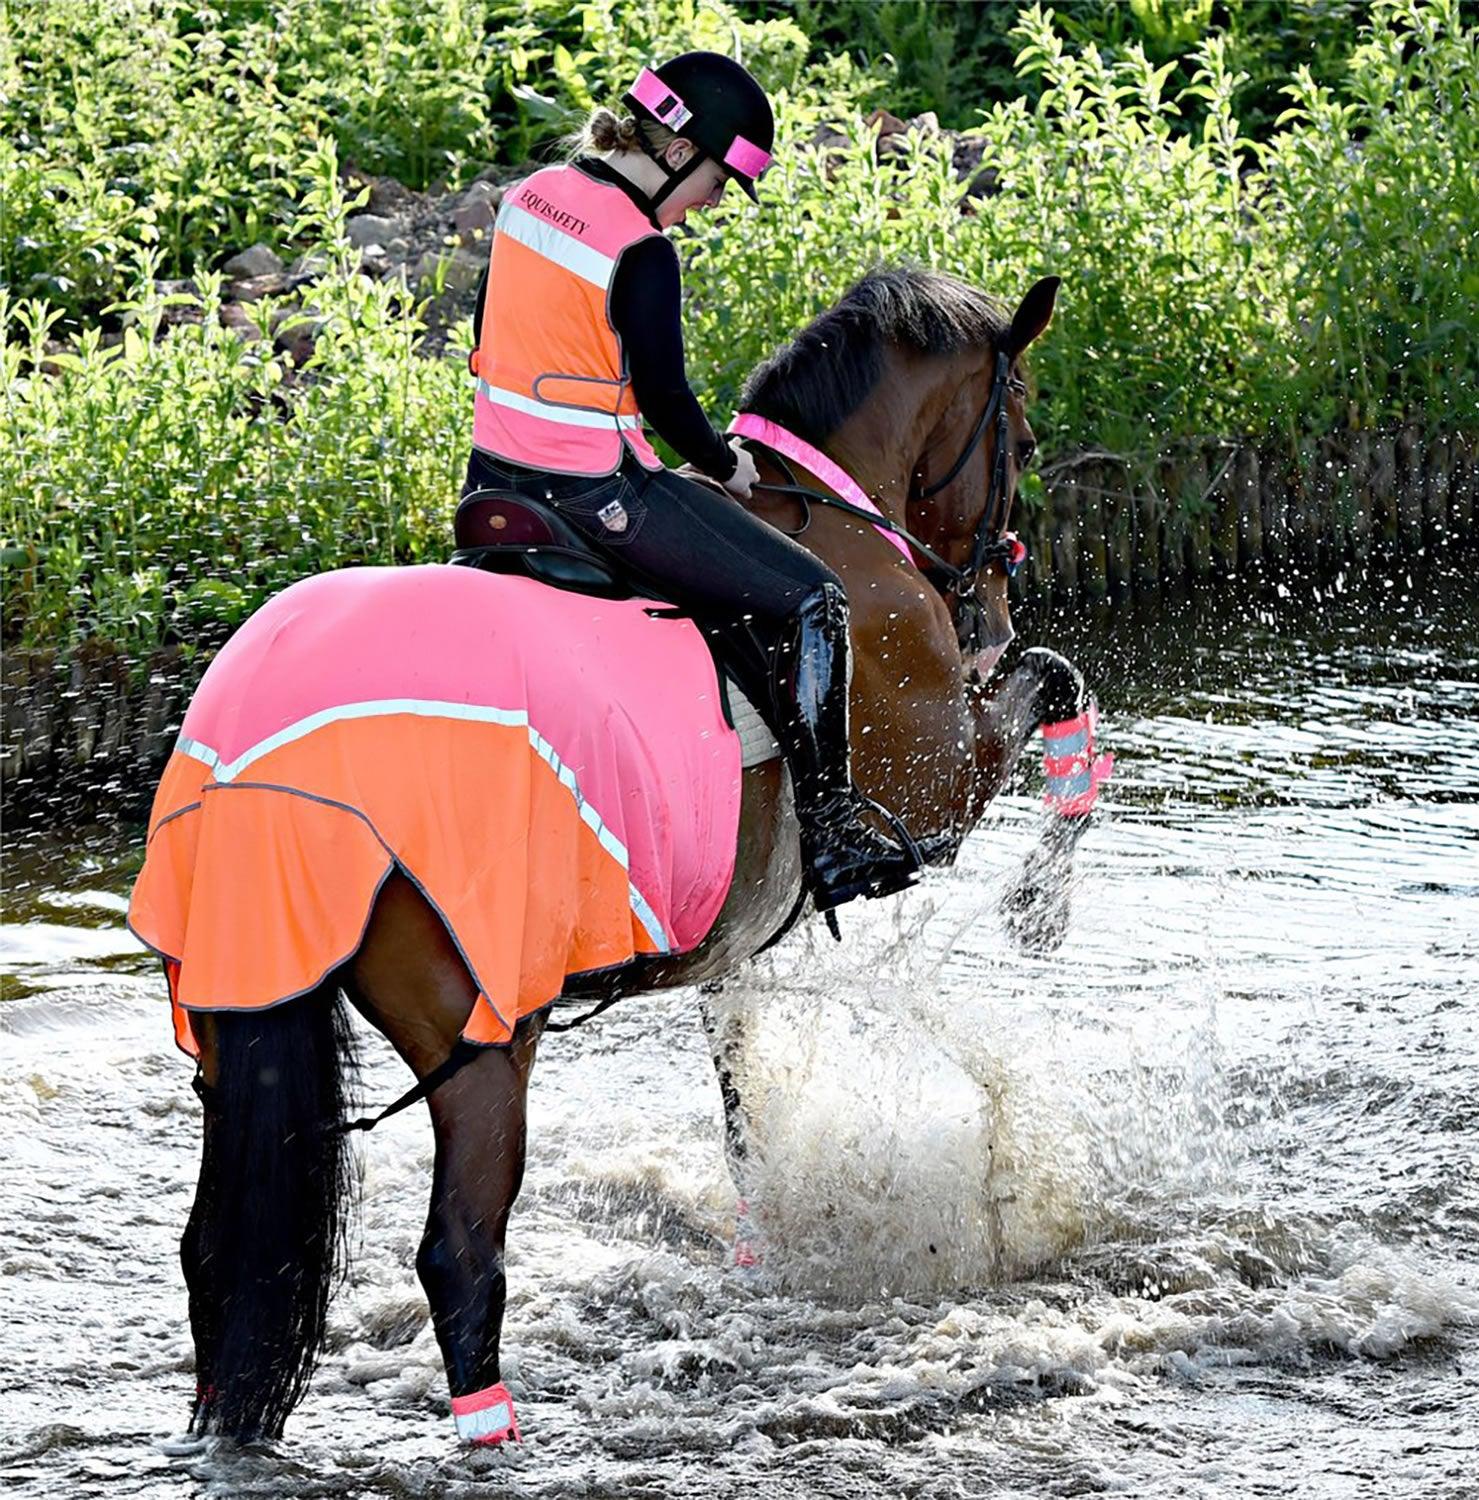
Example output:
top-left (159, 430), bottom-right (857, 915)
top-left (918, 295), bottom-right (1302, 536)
top-left (4, 0), bottom-right (1476, 657)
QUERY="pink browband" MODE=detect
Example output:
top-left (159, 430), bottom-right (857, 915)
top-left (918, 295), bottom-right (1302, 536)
top-left (727, 413), bottom-right (915, 566)
top-left (724, 137), bottom-right (772, 178)
top-left (630, 68), bottom-right (693, 130)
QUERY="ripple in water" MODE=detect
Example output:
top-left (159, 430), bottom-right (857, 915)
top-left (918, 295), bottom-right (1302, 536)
top-left (2, 561), bottom-right (1476, 1496)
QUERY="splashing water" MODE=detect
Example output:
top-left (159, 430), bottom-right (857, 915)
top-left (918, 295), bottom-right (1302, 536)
top-left (3, 560), bottom-right (1477, 1496)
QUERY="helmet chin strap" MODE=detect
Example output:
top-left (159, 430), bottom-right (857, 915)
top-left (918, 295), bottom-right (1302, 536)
top-left (634, 136), bottom-right (709, 214)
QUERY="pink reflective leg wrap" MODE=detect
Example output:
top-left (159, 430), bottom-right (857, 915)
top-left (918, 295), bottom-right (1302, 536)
top-left (733, 1197), bottom-right (763, 1269)
top-left (1042, 701), bottom-right (1114, 817)
top-left (451, 1382), bottom-right (521, 1445)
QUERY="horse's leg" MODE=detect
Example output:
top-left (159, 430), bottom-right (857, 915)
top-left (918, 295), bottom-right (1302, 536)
top-left (974, 647), bottom-right (1103, 952)
top-left (692, 982), bottom-right (745, 1166)
top-left (346, 871), bottom-right (544, 1445)
top-left (415, 1018), bottom-right (542, 1440)
top-left (999, 804), bottom-right (1094, 952)
top-left (697, 982), bottom-right (769, 1267)
top-left (969, 647), bottom-right (1084, 804)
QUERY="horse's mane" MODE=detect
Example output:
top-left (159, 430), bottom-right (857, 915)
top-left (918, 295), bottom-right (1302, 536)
top-left (737, 266), bottom-right (1011, 446)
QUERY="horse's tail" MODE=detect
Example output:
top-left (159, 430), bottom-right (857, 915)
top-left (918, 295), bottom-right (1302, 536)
top-left (184, 977), bottom-right (357, 1441)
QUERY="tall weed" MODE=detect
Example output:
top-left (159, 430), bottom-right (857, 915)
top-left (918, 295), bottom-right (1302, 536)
top-left (1261, 0), bottom-right (1479, 430)
top-left (2, 144), bottom-right (465, 654)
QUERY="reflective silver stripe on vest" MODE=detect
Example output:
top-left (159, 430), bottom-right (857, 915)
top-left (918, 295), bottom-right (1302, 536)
top-left (495, 200), bottom-right (616, 289)
top-left (476, 379), bottom-right (644, 430)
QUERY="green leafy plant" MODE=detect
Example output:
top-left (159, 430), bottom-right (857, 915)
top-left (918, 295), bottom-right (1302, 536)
top-left (3, 0), bottom-right (1475, 660)
top-left (2, 143), bottom-right (468, 656)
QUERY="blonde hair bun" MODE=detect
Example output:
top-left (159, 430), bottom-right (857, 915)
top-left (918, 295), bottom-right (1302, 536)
top-left (564, 106), bottom-right (676, 159)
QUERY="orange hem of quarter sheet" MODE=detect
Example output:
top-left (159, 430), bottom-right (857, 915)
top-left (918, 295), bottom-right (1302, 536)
top-left (129, 714), bottom-right (665, 1057)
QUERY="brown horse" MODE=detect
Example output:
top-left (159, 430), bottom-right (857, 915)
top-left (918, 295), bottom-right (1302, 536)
top-left (173, 267), bottom-right (1096, 1445)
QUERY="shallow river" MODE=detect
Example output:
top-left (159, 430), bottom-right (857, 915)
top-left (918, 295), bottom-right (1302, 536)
top-left (3, 559), bottom-right (1477, 1498)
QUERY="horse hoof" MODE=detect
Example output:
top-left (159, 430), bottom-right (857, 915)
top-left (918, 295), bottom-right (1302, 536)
top-left (733, 1197), bottom-right (765, 1271)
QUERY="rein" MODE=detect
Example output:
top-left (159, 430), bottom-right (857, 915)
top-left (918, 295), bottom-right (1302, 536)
top-left (730, 350), bottom-right (1026, 654)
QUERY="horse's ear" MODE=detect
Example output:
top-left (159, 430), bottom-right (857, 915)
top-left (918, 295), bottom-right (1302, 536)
top-left (1005, 276), bottom-right (1061, 359)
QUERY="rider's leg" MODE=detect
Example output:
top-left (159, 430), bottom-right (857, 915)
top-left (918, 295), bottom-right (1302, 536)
top-left (457, 450), bottom-right (920, 910)
top-left (598, 462), bottom-right (922, 911)
top-left (771, 581), bottom-right (922, 909)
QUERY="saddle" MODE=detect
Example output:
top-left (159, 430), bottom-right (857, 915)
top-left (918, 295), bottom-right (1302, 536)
top-left (451, 489), bottom-right (655, 601)
top-left (451, 489), bottom-right (780, 767)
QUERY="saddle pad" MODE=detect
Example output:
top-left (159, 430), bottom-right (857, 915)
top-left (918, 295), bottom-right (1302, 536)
top-left (725, 678), bottom-right (780, 769)
top-left (127, 565), bottom-right (744, 1051)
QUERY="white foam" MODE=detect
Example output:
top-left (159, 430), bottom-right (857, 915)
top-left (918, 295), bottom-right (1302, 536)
top-left (699, 871), bottom-right (1236, 1299)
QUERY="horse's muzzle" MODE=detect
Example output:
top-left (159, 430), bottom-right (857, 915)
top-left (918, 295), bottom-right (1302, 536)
top-left (973, 640), bottom-right (1010, 681)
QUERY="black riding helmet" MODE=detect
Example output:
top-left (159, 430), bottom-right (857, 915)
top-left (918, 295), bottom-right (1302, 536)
top-left (622, 52), bottom-right (774, 209)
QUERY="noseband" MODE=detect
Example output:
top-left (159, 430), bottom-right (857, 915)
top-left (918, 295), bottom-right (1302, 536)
top-left (735, 350), bottom-right (1025, 657)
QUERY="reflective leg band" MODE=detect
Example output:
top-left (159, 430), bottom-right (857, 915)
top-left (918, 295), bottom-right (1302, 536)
top-left (734, 1197), bottom-right (763, 1269)
top-left (1041, 702), bottom-right (1114, 816)
top-left (451, 1382), bottom-right (521, 1445)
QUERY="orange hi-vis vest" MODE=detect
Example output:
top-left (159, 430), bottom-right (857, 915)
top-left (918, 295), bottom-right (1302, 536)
top-left (471, 163), bottom-right (666, 476)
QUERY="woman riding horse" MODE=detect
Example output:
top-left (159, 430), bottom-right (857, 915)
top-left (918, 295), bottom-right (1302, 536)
top-left (464, 51), bottom-right (920, 917)
top-left (128, 54), bottom-right (1107, 1458)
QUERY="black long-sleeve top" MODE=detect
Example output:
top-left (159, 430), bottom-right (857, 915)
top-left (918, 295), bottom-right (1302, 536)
top-left (472, 157), bottom-right (737, 482)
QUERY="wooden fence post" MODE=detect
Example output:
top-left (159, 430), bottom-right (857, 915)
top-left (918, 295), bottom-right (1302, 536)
top-left (1451, 433), bottom-right (1476, 536)
top-left (1077, 462), bottom-right (1108, 598)
top-left (1371, 431), bottom-right (1398, 542)
top-left (1254, 447), bottom-right (1278, 564)
top-left (1347, 428), bottom-right (1373, 563)
top-left (1049, 469), bottom-right (1079, 597)
top-left (15, 650), bottom-right (61, 778)
top-left (1104, 460), bottom-right (1132, 593)
top-left (1292, 436), bottom-right (1321, 559)
top-left (1130, 461), bottom-right (1160, 592)
top-left (1319, 432), bottom-right (1348, 562)
top-left (1396, 425), bottom-right (1424, 543)
top-left (1156, 454), bottom-right (1183, 583)
top-left (1026, 493), bottom-right (1054, 589)
top-left (1235, 446), bottom-right (1263, 568)
top-left (1424, 434), bottom-right (1452, 545)
top-left (1210, 442), bottom-right (1240, 573)
top-left (1182, 450), bottom-right (1213, 579)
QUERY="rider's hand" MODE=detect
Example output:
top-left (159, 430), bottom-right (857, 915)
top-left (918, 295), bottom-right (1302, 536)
top-left (722, 441), bottom-right (758, 500)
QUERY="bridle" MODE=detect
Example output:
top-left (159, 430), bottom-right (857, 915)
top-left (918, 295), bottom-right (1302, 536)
top-left (914, 348), bottom-right (1025, 654)
top-left (742, 349), bottom-right (1026, 656)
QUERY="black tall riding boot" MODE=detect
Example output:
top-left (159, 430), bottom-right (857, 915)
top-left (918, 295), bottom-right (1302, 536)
top-left (773, 583), bottom-right (922, 913)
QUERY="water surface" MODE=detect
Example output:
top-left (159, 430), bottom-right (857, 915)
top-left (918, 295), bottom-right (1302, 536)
top-left (3, 560), bottom-right (1476, 1497)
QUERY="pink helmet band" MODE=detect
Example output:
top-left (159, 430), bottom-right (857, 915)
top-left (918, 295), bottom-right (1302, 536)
top-left (629, 67), bottom-right (693, 129)
top-left (723, 136), bottom-right (771, 179)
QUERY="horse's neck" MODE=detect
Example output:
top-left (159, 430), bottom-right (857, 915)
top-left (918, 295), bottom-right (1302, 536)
top-left (791, 353), bottom-right (981, 836)
top-left (822, 349), bottom-right (959, 525)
